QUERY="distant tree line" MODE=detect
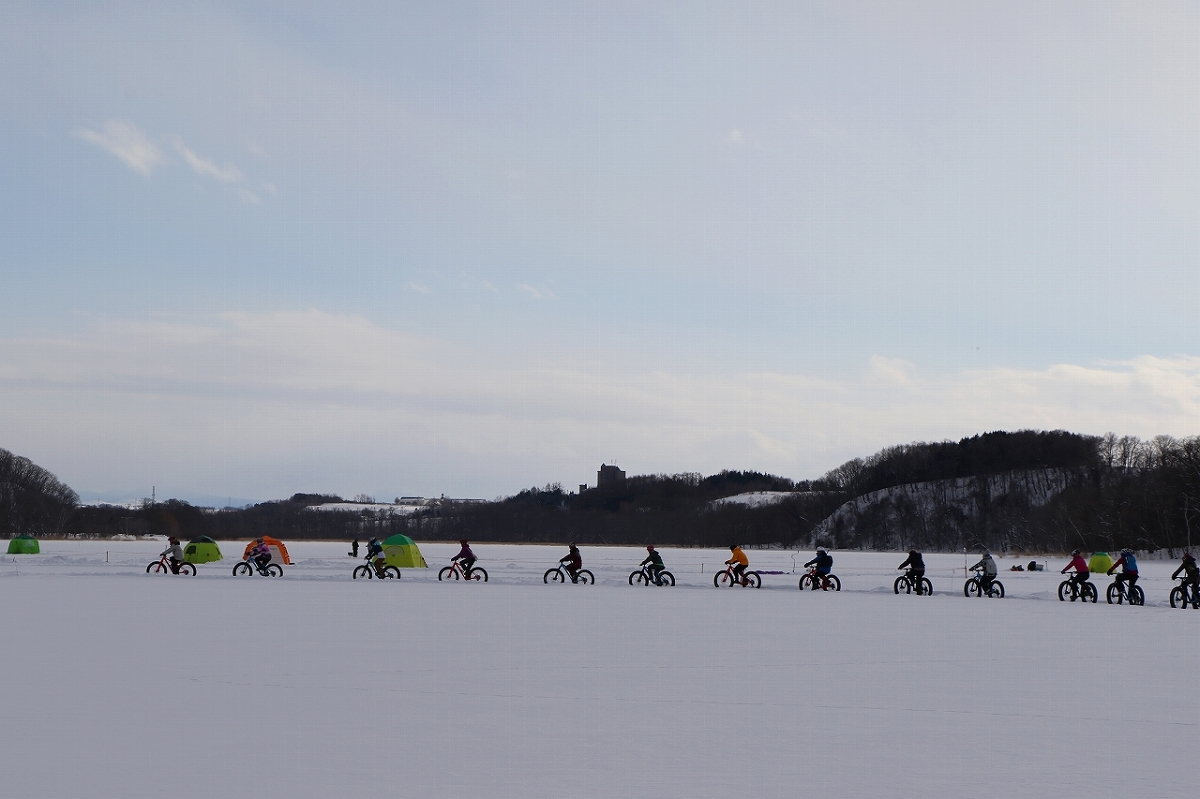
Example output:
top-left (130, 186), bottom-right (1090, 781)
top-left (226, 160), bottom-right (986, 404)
top-left (5, 429), bottom-right (1199, 554)
top-left (0, 448), bottom-right (79, 538)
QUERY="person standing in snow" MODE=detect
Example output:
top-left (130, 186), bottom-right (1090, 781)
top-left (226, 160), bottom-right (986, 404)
top-left (804, 548), bottom-right (834, 589)
top-left (452, 539), bottom-right (477, 578)
top-left (969, 548), bottom-right (998, 593)
top-left (640, 545), bottom-right (666, 585)
top-left (1107, 549), bottom-right (1138, 594)
top-left (349, 538), bottom-right (359, 558)
top-left (726, 544), bottom-right (750, 586)
top-left (897, 549), bottom-right (926, 594)
top-left (560, 544), bottom-right (583, 583)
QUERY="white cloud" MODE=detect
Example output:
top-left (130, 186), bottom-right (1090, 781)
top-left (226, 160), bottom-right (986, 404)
top-left (74, 120), bottom-right (164, 175)
top-left (1, 312), bottom-right (1198, 500)
top-left (172, 136), bottom-right (244, 183)
top-left (410, 283), bottom-right (432, 294)
top-left (518, 284), bottom-right (556, 300)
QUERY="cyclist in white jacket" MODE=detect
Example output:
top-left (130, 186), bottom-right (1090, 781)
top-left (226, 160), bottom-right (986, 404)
top-left (969, 548), bottom-right (998, 593)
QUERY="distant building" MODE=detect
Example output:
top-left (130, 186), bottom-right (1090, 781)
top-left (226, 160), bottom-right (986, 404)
top-left (597, 464), bottom-right (626, 487)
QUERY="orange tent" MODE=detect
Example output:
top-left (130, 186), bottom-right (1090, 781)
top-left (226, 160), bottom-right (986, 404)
top-left (242, 536), bottom-right (293, 565)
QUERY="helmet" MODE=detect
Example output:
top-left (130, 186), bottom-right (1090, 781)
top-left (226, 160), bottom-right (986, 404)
top-left (1184, 552), bottom-right (1196, 562)
top-left (1121, 548), bottom-right (1133, 556)
top-left (1071, 549), bottom-right (1081, 556)
top-left (909, 549), bottom-right (918, 554)
top-left (816, 548), bottom-right (826, 555)
top-left (569, 542), bottom-right (578, 549)
top-left (646, 545), bottom-right (655, 551)
top-left (169, 536), bottom-right (179, 544)
top-left (729, 544), bottom-right (738, 550)
top-left (459, 539), bottom-right (468, 545)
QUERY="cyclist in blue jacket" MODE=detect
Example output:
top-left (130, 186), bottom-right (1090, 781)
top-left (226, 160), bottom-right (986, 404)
top-left (804, 548), bottom-right (834, 589)
top-left (1107, 548), bottom-right (1138, 594)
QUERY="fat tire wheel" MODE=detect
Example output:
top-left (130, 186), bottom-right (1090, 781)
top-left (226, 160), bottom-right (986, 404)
top-left (382, 566), bottom-right (400, 579)
top-left (987, 580), bottom-right (1004, 598)
top-left (826, 574), bottom-right (841, 591)
top-left (179, 563), bottom-right (196, 576)
top-left (715, 572), bottom-right (733, 588)
top-left (1107, 584), bottom-right (1121, 605)
top-left (577, 570), bottom-right (594, 584)
top-left (147, 562), bottom-right (164, 574)
top-left (1057, 580), bottom-right (1072, 601)
top-left (439, 566), bottom-right (455, 581)
top-left (266, 564), bottom-right (283, 577)
top-left (471, 567), bottom-right (487, 582)
top-left (658, 571), bottom-right (675, 586)
top-left (1130, 585), bottom-right (1144, 606)
top-left (919, 578), bottom-right (933, 596)
top-left (353, 565), bottom-right (371, 580)
top-left (1170, 586), bottom-right (1184, 608)
top-left (745, 572), bottom-right (762, 588)
top-left (545, 568), bottom-right (564, 584)
top-left (799, 574), bottom-right (816, 591)
top-left (895, 576), bottom-right (909, 595)
top-left (965, 578), bottom-right (981, 598)
top-left (233, 562), bottom-right (253, 577)
top-left (630, 570), bottom-right (645, 586)
top-left (1082, 582), bottom-right (1098, 603)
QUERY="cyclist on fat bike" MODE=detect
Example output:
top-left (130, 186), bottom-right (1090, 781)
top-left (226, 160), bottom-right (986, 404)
top-left (897, 549), bottom-right (926, 594)
top-left (804, 548), bottom-right (834, 589)
top-left (1107, 549), bottom-right (1138, 595)
top-left (1172, 553), bottom-right (1199, 607)
top-left (560, 543), bottom-right (583, 583)
top-left (161, 536), bottom-right (185, 574)
top-left (726, 544), bottom-right (750, 585)
top-left (452, 539), bottom-right (477, 577)
top-left (1061, 549), bottom-right (1090, 594)
top-left (969, 547), bottom-right (998, 593)
top-left (250, 538), bottom-right (272, 572)
top-left (366, 537), bottom-right (386, 577)
top-left (640, 545), bottom-right (666, 585)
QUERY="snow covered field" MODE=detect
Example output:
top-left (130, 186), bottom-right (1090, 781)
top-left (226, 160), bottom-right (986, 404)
top-left (1, 540), bottom-right (1195, 798)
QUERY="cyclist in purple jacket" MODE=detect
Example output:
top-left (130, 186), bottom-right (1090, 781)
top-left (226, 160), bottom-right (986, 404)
top-left (452, 539), bottom-right (477, 578)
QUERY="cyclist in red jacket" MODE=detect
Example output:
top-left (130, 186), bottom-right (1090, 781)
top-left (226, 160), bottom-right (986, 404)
top-left (560, 544), bottom-right (582, 583)
top-left (1061, 549), bottom-right (1090, 595)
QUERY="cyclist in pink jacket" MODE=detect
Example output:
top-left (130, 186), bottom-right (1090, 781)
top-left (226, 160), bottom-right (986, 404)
top-left (1061, 549), bottom-right (1089, 593)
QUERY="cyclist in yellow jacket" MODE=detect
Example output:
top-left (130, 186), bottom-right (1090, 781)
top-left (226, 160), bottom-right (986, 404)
top-left (726, 544), bottom-right (750, 586)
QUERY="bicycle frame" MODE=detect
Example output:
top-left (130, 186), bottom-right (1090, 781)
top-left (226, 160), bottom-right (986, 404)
top-left (805, 566), bottom-right (831, 589)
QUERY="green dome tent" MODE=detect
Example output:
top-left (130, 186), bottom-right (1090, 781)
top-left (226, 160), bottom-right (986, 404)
top-left (1088, 551), bottom-right (1113, 576)
top-left (183, 536), bottom-right (223, 564)
top-left (7, 536), bottom-right (40, 554)
top-left (382, 534), bottom-right (427, 568)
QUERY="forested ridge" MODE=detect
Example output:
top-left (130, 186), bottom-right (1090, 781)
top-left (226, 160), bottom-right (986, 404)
top-left (5, 429), bottom-right (1199, 554)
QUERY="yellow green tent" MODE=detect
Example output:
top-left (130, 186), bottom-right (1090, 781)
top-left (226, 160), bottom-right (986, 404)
top-left (1088, 552), bottom-right (1113, 575)
top-left (382, 534), bottom-right (427, 568)
top-left (184, 536), bottom-right (223, 564)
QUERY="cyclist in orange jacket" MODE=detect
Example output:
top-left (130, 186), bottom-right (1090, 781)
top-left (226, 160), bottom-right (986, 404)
top-left (726, 544), bottom-right (749, 585)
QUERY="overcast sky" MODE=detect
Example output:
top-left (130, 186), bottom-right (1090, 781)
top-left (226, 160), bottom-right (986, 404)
top-left (1, 1), bottom-right (1197, 504)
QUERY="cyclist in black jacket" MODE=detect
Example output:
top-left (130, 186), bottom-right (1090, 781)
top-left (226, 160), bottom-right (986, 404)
top-left (898, 550), bottom-right (926, 594)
